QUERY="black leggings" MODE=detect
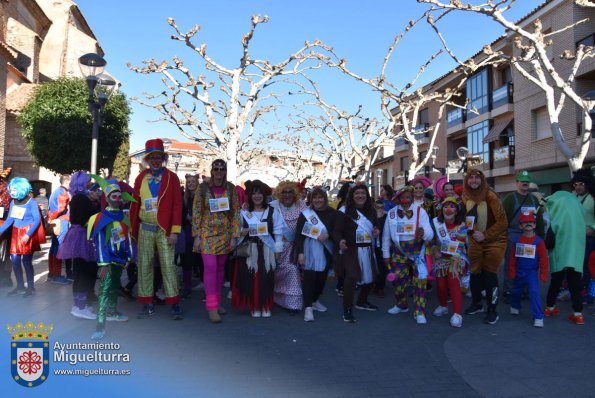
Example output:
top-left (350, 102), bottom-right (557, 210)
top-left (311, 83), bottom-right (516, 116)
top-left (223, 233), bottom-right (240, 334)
top-left (72, 258), bottom-right (98, 295)
top-left (547, 268), bottom-right (583, 312)
top-left (303, 269), bottom-right (329, 308)
top-left (470, 270), bottom-right (499, 312)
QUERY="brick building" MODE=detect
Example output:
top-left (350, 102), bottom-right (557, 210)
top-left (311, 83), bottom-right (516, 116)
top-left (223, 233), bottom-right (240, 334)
top-left (383, 0), bottom-right (595, 196)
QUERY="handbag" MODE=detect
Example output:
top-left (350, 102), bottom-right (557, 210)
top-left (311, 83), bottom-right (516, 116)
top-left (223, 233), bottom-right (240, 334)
top-left (235, 240), bottom-right (251, 258)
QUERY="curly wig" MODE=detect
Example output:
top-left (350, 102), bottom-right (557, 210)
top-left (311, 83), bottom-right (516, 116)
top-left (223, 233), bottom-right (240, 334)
top-left (274, 181), bottom-right (300, 203)
top-left (8, 177), bottom-right (32, 201)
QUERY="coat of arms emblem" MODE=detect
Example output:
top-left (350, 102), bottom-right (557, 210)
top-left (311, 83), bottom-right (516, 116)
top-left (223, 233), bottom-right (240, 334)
top-left (7, 321), bottom-right (52, 387)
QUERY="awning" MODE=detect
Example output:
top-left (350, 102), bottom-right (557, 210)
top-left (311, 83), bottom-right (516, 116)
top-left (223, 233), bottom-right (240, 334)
top-left (483, 115), bottom-right (513, 144)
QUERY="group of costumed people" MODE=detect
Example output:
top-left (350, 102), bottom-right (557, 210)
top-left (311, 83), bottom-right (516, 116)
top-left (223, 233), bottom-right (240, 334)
top-left (3, 134), bottom-right (592, 333)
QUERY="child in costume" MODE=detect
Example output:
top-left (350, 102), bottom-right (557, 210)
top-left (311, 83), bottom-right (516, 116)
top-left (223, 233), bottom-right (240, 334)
top-left (508, 212), bottom-right (549, 327)
top-left (430, 196), bottom-right (469, 328)
top-left (0, 177), bottom-right (45, 297)
top-left (88, 177), bottom-right (134, 340)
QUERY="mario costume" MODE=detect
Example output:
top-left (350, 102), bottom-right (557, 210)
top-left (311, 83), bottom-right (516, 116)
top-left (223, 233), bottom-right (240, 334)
top-left (130, 138), bottom-right (183, 320)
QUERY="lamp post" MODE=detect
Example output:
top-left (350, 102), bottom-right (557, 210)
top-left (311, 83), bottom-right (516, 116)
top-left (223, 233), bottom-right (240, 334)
top-left (78, 53), bottom-right (117, 174)
top-left (172, 153), bottom-right (182, 173)
top-left (456, 146), bottom-right (470, 174)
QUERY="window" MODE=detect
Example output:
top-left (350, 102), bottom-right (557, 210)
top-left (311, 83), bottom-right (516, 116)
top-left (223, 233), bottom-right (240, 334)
top-left (501, 67), bottom-right (512, 85)
top-left (466, 69), bottom-right (489, 118)
top-left (399, 156), bottom-right (409, 172)
top-left (467, 121), bottom-right (489, 163)
top-left (535, 108), bottom-right (552, 140)
top-left (419, 108), bottom-right (429, 126)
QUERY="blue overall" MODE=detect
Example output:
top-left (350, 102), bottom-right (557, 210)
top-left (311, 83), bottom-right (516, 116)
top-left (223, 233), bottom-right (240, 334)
top-left (511, 236), bottom-right (544, 320)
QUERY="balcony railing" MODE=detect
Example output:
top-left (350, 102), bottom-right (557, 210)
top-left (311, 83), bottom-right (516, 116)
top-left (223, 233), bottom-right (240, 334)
top-left (493, 145), bottom-right (515, 167)
top-left (447, 108), bottom-right (465, 127)
top-left (492, 83), bottom-right (513, 109)
top-left (414, 123), bottom-right (429, 140)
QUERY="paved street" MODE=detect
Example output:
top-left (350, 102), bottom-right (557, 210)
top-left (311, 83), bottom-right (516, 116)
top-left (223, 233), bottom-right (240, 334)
top-left (2, 245), bottom-right (595, 398)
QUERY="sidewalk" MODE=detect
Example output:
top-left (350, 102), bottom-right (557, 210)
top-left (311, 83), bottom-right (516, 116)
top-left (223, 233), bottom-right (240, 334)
top-left (1, 249), bottom-right (594, 397)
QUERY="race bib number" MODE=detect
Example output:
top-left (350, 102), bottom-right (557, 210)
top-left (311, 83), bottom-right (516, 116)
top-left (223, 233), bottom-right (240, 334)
top-left (515, 243), bottom-right (536, 259)
top-left (440, 241), bottom-right (460, 255)
top-left (521, 206), bottom-right (536, 215)
top-left (466, 216), bottom-right (475, 230)
top-left (302, 222), bottom-right (322, 239)
top-left (396, 221), bottom-right (415, 235)
top-left (10, 206), bottom-right (25, 220)
top-left (209, 197), bottom-right (230, 212)
top-left (249, 222), bottom-right (268, 237)
top-left (111, 225), bottom-right (125, 245)
top-left (356, 228), bottom-right (372, 243)
top-left (144, 197), bottom-right (158, 213)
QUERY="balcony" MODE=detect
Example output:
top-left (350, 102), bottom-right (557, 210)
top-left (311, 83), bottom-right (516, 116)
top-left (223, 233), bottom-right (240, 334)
top-left (414, 123), bottom-right (430, 144)
top-left (447, 108), bottom-right (465, 128)
top-left (492, 84), bottom-right (513, 108)
top-left (395, 137), bottom-right (409, 152)
top-left (492, 145), bottom-right (514, 170)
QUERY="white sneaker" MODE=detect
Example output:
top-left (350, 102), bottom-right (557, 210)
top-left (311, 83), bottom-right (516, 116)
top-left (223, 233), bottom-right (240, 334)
top-left (227, 290), bottom-right (233, 299)
top-left (251, 310), bottom-right (261, 318)
top-left (312, 301), bottom-right (327, 312)
top-left (510, 307), bottom-right (520, 315)
top-left (388, 305), bottom-right (408, 315)
top-left (433, 306), bottom-right (449, 317)
top-left (304, 307), bottom-right (314, 322)
top-left (450, 313), bottom-right (463, 328)
top-left (415, 314), bottom-right (427, 324)
top-left (533, 318), bottom-right (544, 328)
top-left (262, 309), bottom-right (271, 318)
top-left (71, 306), bottom-right (97, 320)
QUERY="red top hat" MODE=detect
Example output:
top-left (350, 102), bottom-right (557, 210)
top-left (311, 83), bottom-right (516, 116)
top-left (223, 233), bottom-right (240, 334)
top-left (519, 212), bottom-right (536, 224)
top-left (144, 138), bottom-right (165, 157)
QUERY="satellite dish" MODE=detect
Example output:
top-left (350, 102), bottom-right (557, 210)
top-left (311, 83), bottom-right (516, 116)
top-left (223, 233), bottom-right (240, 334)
top-left (456, 147), bottom-right (469, 161)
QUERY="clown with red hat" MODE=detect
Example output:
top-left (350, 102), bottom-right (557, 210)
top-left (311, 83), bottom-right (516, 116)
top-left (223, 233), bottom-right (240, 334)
top-left (129, 138), bottom-right (183, 320)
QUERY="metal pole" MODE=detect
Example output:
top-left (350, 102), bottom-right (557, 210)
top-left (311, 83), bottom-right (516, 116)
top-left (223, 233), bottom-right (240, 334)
top-left (91, 106), bottom-right (99, 175)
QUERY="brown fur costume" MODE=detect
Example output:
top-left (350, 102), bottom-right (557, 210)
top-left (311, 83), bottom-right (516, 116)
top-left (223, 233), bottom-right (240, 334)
top-left (462, 169), bottom-right (508, 273)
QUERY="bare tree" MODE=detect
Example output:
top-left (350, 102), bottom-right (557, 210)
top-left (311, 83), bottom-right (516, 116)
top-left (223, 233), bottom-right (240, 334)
top-left (128, 15), bottom-right (325, 181)
top-left (314, 10), bottom-right (500, 181)
top-left (420, 0), bottom-right (595, 172)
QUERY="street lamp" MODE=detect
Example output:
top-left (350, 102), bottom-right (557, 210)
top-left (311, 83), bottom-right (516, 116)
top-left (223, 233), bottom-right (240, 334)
top-left (172, 153), bottom-right (182, 173)
top-left (79, 53), bottom-right (117, 174)
top-left (456, 146), bottom-right (470, 173)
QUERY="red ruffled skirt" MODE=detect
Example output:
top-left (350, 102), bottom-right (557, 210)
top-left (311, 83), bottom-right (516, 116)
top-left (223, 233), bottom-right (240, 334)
top-left (11, 224), bottom-right (45, 255)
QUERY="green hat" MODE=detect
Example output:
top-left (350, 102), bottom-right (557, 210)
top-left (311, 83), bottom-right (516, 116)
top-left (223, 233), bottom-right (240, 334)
top-left (516, 170), bottom-right (531, 182)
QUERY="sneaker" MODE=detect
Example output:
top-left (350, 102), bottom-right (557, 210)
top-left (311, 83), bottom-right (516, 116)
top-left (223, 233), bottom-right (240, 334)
top-left (106, 312), bottom-right (129, 322)
top-left (46, 275), bottom-right (56, 283)
top-left (171, 304), bottom-right (184, 320)
top-left (304, 307), bottom-right (314, 322)
top-left (415, 314), bottom-right (427, 324)
top-left (91, 328), bottom-right (106, 340)
top-left (465, 302), bottom-right (485, 315)
top-left (7, 287), bottom-right (26, 296)
top-left (251, 310), bottom-right (262, 318)
top-left (510, 307), bottom-right (520, 315)
top-left (208, 310), bottom-right (222, 323)
top-left (388, 305), bottom-right (409, 315)
top-left (227, 290), bottom-right (232, 299)
top-left (433, 306), bottom-right (449, 317)
top-left (544, 307), bottom-right (560, 317)
top-left (533, 318), bottom-right (544, 328)
top-left (217, 306), bottom-right (227, 316)
top-left (137, 304), bottom-right (156, 319)
top-left (450, 313), bottom-right (463, 328)
top-left (51, 276), bottom-right (71, 285)
top-left (262, 309), bottom-right (271, 318)
top-left (484, 311), bottom-right (499, 325)
top-left (192, 282), bottom-right (204, 291)
top-left (71, 306), bottom-right (97, 320)
top-left (336, 288), bottom-right (344, 297)
top-left (568, 313), bottom-right (585, 325)
top-left (354, 302), bottom-right (378, 311)
top-left (343, 308), bottom-right (356, 323)
top-left (312, 301), bottom-right (328, 312)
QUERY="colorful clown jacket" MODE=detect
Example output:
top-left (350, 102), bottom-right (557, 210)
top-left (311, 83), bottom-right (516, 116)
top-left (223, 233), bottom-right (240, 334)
top-left (87, 207), bottom-right (132, 266)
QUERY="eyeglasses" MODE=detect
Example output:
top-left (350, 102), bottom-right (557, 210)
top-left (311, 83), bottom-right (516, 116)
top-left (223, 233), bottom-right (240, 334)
top-left (212, 167), bottom-right (226, 172)
top-left (281, 190), bottom-right (294, 195)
